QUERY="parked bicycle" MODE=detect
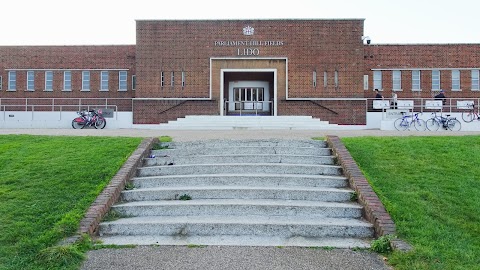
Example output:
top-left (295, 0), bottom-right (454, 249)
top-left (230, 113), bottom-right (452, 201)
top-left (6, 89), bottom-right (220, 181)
top-left (461, 104), bottom-right (480, 123)
top-left (394, 112), bottom-right (426, 131)
top-left (426, 112), bottom-right (461, 131)
top-left (72, 109), bottom-right (106, 129)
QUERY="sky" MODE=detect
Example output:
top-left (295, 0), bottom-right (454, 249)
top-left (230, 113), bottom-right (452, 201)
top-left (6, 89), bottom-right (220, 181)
top-left (1, 0), bottom-right (479, 46)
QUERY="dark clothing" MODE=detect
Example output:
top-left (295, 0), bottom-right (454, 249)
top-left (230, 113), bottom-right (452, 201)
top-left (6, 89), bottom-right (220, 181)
top-left (435, 93), bottom-right (446, 105)
top-left (375, 93), bottom-right (383, 100)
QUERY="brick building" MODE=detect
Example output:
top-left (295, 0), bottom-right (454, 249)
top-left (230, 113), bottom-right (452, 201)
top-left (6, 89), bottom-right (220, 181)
top-left (1, 19), bottom-right (479, 125)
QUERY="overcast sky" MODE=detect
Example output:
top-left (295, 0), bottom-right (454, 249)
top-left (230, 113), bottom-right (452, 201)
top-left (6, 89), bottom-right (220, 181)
top-left (1, 0), bottom-right (479, 46)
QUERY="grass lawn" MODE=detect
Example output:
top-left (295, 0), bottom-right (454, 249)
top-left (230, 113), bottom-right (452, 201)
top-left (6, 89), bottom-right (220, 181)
top-left (0, 135), bottom-right (142, 270)
top-left (342, 136), bottom-right (480, 270)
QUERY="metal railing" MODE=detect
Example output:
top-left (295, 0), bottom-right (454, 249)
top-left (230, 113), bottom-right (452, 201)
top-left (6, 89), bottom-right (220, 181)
top-left (367, 97), bottom-right (480, 114)
top-left (224, 100), bottom-right (274, 116)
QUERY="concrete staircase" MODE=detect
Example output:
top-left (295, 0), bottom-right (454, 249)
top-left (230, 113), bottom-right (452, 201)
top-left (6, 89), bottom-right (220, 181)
top-left (97, 139), bottom-right (374, 248)
top-left (157, 115), bottom-right (343, 130)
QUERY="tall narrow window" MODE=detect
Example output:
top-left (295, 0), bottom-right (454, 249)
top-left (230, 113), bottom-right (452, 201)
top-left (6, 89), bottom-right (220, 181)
top-left (312, 71), bottom-right (317, 87)
top-left (45, 71), bottom-right (53, 91)
top-left (8, 71), bottom-right (16, 91)
top-left (181, 71), bottom-right (185, 88)
top-left (324, 71), bottom-right (328, 88)
top-left (171, 71), bottom-right (175, 87)
top-left (363, 75), bottom-right (369, 90)
top-left (373, 70), bottom-right (382, 90)
top-left (118, 71), bottom-right (127, 91)
top-left (392, 70), bottom-right (401, 90)
top-left (334, 70), bottom-right (339, 88)
top-left (82, 71), bottom-right (90, 91)
top-left (432, 70), bottom-right (440, 90)
top-left (27, 71), bottom-right (35, 91)
top-left (0, 76), bottom-right (2, 90)
top-left (100, 71), bottom-right (109, 91)
top-left (472, 70), bottom-right (479, 90)
top-left (451, 70), bottom-right (460, 90)
top-left (132, 75), bottom-right (136, 90)
top-left (412, 70), bottom-right (421, 91)
top-left (63, 71), bottom-right (72, 91)
top-left (161, 72), bottom-right (164, 87)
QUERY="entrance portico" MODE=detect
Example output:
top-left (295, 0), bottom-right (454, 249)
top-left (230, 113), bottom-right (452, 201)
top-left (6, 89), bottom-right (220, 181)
top-left (211, 58), bottom-right (287, 116)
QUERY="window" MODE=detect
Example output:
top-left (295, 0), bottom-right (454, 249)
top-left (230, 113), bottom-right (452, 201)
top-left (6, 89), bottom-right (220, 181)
top-left (8, 71), bottom-right (16, 90)
top-left (373, 70), bottom-right (382, 90)
top-left (45, 71), bottom-right (53, 91)
top-left (312, 71), bottom-right (317, 87)
top-left (119, 71), bottom-right (127, 91)
top-left (392, 70), bottom-right (401, 90)
top-left (63, 71), bottom-right (72, 91)
top-left (161, 71), bottom-right (164, 87)
top-left (27, 71), bottom-right (35, 91)
top-left (82, 71), bottom-right (90, 90)
top-left (472, 70), bottom-right (479, 90)
top-left (132, 75), bottom-right (136, 90)
top-left (324, 71), bottom-right (328, 88)
top-left (363, 75), bottom-right (368, 90)
top-left (412, 70), bottom-right (421, 91)
top-left (171, 71), bottom-right (175, 87)
top-left (181, 71), bottom-right (186, 88)
top-left (451, 70), bottom-right (460, 90)
top-left (0, 76), bottom-right (2, 90)
top-left (334, 70), bottom-right (338, 88)
top-left (432, 70), bottom-right (440, 90)
top-left (101, 71), bottom-right (109, 91)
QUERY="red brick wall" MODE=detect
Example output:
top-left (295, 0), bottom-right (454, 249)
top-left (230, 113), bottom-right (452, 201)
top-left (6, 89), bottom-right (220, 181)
top-left (364, 44), bottom-right (480, 99)
top-left (0, 45), bottom-right (136, 99)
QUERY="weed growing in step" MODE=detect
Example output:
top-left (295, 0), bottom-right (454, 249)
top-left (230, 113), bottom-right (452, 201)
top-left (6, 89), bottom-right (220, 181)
top-left (370, 234), bottom-right (396, 254)
top-left (179, 194), bottom-right (192, 200)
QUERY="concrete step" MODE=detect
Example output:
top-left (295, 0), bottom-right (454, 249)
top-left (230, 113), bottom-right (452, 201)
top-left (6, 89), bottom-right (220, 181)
top-left (131, 174), bottom-right (349, 189)
top-left (136, 163), bottom-right (343, 177)
top-left (120, 186), bottom-right (353, 202)
top-left (99, 215), bottom-right (374, 238)
top-left (97, 235), bottom-right (372, 248)
top-left (144, 154), bottom-right (335, 166)
top-left (164, 139), bottom-right (328, 149)
top-left (151, 146), bottom-right (332, 156)
top-left (112, 199), bottom-right (362, 218)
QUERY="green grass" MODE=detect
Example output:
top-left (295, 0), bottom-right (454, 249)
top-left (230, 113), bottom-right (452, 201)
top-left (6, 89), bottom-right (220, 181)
top-left (342, 136), bottom-right (480, 270)
top-left (0, 135), bottom-right (142, 270)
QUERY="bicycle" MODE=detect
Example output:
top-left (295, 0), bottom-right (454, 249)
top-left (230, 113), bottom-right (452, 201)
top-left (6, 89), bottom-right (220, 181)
top-left (461, 104), bottom-right (480, 123)
top-left (426, 112), bottom-right (461, 131)
top-left (72, 109), bottom-right (107, 129)
top-left (394, 112), bottom-right (426, 131)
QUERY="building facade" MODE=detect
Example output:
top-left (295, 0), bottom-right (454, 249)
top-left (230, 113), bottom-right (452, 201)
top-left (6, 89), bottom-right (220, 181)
top-left (1, 19), bottom-right (479, 125)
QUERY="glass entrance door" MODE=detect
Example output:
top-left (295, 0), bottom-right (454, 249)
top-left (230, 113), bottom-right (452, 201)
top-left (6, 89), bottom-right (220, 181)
top-left (233, 87), bottom-right (264, 110)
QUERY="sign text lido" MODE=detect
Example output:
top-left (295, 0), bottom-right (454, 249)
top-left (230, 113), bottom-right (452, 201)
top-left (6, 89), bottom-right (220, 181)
top-left (214, 40), bottom-right (284, 56)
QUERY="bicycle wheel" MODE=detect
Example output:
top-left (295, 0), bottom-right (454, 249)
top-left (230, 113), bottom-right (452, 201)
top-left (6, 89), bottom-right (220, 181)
top-left (94, 117), bottom-right (106, 129)
top-left (446, 119), bottom-right (461, 131)
top-left (413, 119), bottom-right (426, 131)
top-left (72, 119), bottom-right (85, 129)
top-left (462, 111), bottom-right (475, 122)
top-left (425, 119), bottom-right (439, 131)
top-left (394, 118), bottom-right (409, 131)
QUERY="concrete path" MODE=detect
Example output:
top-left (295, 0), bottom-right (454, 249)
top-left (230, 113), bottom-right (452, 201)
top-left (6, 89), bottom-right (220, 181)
top-left (1, 128), bottom-right (479, 141)
top-left (80, 246), bottom-right (391, 270)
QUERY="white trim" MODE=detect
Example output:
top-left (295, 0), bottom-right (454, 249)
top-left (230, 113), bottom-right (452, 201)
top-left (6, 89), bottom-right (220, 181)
top-left (219, 68), bottom-right (278, 116)
top-left (5, 68), bottom-right (129, 71)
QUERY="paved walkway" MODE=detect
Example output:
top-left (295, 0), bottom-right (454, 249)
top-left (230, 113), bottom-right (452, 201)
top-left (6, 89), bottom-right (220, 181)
top-left (4, 128), bottom-right (477, 270)
top-left (1, 128), bottom-right (479, 141)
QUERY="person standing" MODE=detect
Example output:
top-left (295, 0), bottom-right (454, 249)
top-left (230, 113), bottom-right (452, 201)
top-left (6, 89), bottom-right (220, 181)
top-left (375, 89), bottom-right (383, 100)
top-left (391, 91), bottom-right (398, 109)
top-left (435, 90), bottom-right (447, 105)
